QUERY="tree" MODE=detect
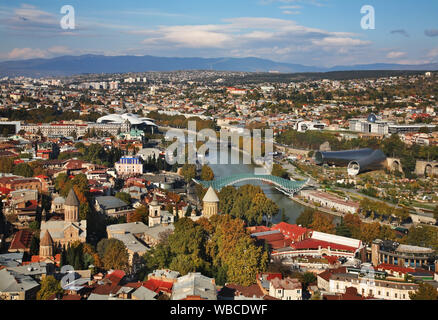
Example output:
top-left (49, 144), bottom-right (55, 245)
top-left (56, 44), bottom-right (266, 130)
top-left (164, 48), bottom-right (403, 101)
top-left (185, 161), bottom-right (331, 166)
top-left (225, 237), bottom-right (268, 286)
top-left (299, 272), bottom-right (317, 289)
top-left (343, 214), bottom-right (362, 239)
top-left (79, 203), bottom-right (91, 221)
top-left (281, 210), bottom-right (290, 223)
top-left (0, 157), bottom-right (14, 173)
top-left (310, 212), bottom-right (335, 234)
top-left (29, 221), bottom-right (40, 231)
top-left (296, 208), bottom-right (315, 228)
top-left (115, 192), bottom-right (131, 205)
top-left (169, 254), bottom-right (198, 276)
top-left (247, 193), bottom-right (279, 226)
top-left (13, 163), bottom-right (34, 177)
top-left (55, 173), bottom-right (69, 192)
top-left (129, 205), bottom-right (148, 223)
top-left (181, 164), bottom-right (197, 184)
top-left (409, 283), bottom-right (438, 300)
top-left (185, 204), bottom-right (193, 217)
top-left (37, 276), bottom-right (63, 300)
top-left (360, 222), bottom-right (381, 245)
top-left (200, 165), bottom-right (215, 181)
top-left (101, 239), bottom-right (130, 272)
top-left (336, 221), bottom-right (352, 238)
top-left (271, 164), bottom-right (289, 179)
top-left (29, 235), bottom-right (40, 256)
top-left (218, 186), bottom-right (236, 215)
top-left (404, 226), bottom-right (438, 251)
top-left (434, 205), bottom-right (438, 221)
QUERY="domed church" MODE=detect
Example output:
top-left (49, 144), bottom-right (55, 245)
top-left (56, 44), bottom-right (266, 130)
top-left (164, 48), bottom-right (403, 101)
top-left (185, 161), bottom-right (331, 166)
top-left (39, 188), bottom-right (87, 258)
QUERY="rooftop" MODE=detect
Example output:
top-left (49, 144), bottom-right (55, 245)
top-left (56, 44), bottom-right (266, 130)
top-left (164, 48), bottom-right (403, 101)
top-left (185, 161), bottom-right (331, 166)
top-left (65, 188), bottom-right (80, 207)
top-left (203, 186), bottom-right (219, 203)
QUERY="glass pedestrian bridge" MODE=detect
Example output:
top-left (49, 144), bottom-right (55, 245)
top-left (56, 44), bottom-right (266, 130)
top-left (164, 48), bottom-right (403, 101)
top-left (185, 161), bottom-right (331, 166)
top-left (193, 174), bottom-right (309, 195)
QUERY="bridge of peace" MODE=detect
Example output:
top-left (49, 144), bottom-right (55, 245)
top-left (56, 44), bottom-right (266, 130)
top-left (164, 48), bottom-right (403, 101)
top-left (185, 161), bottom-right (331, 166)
top-left (193, 173), bottom-right (309, 196)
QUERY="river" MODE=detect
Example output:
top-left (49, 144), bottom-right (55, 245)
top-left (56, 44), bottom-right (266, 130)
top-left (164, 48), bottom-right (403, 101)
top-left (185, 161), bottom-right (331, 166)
top-left (205, 145), bottom-right (306, 224)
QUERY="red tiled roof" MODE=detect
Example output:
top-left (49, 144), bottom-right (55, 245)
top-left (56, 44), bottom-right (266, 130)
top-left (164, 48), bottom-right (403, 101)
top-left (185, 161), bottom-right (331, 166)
top-left (260, 273), bottom-right (283, 281)
top-left (324, 287), bottom-right (366, 301)
top-left (290, 238), bottom-right (357, 252)
top-left (0, 187), bottom-right (11, 195)
top-left (65, 160), bottom-right (85, 169)
top-left (325, 256), bottom-right (339, 264)
top-left (92, 283), bottom-right (121, 296)
top-left (224, 283), bottom-right (265, 299)
top-left (143, 279), bottom-right (173, 294)
top-left (272, 222), bottom-right (309, 241)
top-left (248, 226), bottom-right (271, 234)
top-left (317, 267), bottom-right (347, 282)
top-left (123, 282), bottom-right (143, 289)
top-left (376, 264), bottom-right (415, 274)
top-left (9, 230), bottom-right (33, 250)
top-left (105, 270), bottom-right (125, 285)
top-left (29, 254), bottom-right (61, 264)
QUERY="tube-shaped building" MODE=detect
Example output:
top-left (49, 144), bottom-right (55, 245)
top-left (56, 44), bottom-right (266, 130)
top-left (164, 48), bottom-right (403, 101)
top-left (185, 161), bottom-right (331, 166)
top-left (315, 148), bottom-right (387, 176)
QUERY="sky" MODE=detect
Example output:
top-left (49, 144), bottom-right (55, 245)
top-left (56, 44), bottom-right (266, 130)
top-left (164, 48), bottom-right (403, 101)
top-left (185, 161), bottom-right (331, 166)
top-left (0, 0), bottom-right (438, 67)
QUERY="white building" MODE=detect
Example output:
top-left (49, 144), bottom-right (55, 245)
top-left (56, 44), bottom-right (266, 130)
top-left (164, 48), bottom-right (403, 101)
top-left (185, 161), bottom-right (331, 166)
top-left (300, 190), bottom-right (360, 214)
top-left (269, 277), bottom-right (302, 300)
top-left (115, 157), bottom-right (143, 177)
top-left (329, 273), bottom-right (418, 300)
top-left (296, 121), bottom-right (326, 132)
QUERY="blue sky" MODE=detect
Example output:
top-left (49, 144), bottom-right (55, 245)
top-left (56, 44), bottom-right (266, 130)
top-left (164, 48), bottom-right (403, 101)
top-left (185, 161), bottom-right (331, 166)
top-left (1, 0), bottom-right (438, 66)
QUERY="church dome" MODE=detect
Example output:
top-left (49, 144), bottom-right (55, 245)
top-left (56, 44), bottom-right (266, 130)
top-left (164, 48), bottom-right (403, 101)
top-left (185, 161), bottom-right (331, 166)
top-left (203, 187), bottom-right (219, 203)
top-left (65, 188), bottom-right (80, 207)
top-left (41, 230), bottom-right (54, 247)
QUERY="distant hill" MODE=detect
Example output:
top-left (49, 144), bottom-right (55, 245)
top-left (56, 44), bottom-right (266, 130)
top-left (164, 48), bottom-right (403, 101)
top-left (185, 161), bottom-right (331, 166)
top-left (0, 54), bottom-right (437, 77)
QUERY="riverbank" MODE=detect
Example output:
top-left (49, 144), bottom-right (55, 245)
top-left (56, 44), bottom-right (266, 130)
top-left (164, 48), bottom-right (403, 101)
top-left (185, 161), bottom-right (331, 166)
top-left (159, 125), bottom-right (307, 223)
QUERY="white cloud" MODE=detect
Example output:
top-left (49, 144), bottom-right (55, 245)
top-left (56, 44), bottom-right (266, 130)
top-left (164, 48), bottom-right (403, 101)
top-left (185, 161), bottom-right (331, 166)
top-left (386, 51), bottom-right (407, 59)
top-left (426, 48), bottom-right (438, 58)
top-left (312, 37), bottom-right (371, 47)
top-left (7, 46), bottom-right (71, 60)
top-left (130, 17), bottom-right (373, 66)
top-left (282, 10), bottom-right (301, 15)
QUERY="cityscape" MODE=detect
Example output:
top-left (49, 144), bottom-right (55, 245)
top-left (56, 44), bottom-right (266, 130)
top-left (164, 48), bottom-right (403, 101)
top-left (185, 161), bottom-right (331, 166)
top-left (1, 0), bottom-right (438, 308)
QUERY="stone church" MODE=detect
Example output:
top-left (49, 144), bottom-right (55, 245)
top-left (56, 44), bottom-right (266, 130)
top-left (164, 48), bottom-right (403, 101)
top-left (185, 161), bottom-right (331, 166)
top-left (39, 188), bottom-right (87, 259)
top-left (202, 187), bottom-right (219, 218)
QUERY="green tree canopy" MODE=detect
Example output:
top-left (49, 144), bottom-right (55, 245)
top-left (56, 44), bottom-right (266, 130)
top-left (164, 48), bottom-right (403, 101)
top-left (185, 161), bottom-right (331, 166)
top-left (99, 239), bottom-right (130, 271)
top-left (37, 276), bottom-right (63, 300)
top-left (409, 283), bottom-right (438, 300)
top-left (200, 165), bottom-right (215, 181)
top-left (115, 192), bottom-right (131, 205)
top-left (13, 162), bottom-right (34, 177)
top-left (181, 164), bottom-right (197, 184)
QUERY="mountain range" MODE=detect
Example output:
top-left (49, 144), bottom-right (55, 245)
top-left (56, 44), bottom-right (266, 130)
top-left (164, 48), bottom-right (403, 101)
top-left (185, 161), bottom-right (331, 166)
top-left (0, 54), bottom-right (437, 77)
